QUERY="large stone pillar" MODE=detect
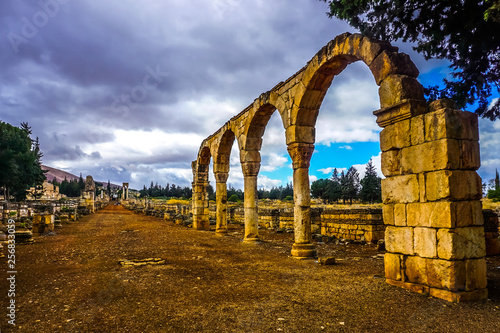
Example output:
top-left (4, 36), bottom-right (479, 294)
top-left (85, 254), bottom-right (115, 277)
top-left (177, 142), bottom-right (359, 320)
top-left (214, 171), bottom-right (229, 235)
top-left (376, 98), bottom-right (487, 302)
top-left (287, 142), bottom-right (317, 259)
top-left (191, 161), bottom-right (210, 231)
top-left (241, 161), bottom-right (260, 243)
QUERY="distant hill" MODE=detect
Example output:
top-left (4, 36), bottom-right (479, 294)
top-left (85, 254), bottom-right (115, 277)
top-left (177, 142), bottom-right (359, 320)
top-left (42, 165), bottom-right (121, 189)
top-left (42, 165), bottom-right (79, 183)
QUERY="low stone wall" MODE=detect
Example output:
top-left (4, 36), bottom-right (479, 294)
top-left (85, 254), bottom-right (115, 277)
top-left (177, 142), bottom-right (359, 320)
top-left (484, 209), bottom-right (500, 256)
top-left (319, 208), bottom-right (385, 242)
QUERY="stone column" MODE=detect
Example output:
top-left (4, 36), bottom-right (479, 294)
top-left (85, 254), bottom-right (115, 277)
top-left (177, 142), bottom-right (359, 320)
top-left (287, 142), bottom-right (317, 259)
top-left (241, 161), bottom-right (260, 243)
top-left (214, 171), bottom-right (229, 235)
top-left (376, 98), bottom-right (487, 302)
top-left (191, 161), bottom-right (210, 231)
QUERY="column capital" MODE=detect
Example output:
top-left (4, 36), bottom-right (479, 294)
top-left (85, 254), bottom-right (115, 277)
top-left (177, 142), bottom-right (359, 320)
top-left (214, 172), bottom-right (229, 183)
top-left (287, 142), bottom-right (315, 169)
top-left (241, 161), bottom-right (260, 177)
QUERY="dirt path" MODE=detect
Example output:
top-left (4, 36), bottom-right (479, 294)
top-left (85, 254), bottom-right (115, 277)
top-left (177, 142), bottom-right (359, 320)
top-left (1, 204), bottom-right (499, 332)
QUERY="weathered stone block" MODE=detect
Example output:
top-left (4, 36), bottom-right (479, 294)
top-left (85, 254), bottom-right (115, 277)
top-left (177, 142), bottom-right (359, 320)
top-left (437, 227), bottom-right (486, 260)
top-left (405, 255), bottom-right (428, 285)
top-left (379, 120), bottom-right (411, 152)
top-left (425, 170), bottom-right (482, 201)
top-left (381, 150), bottom-right (401, 177)
top-left (359, 35), bottom-right (398, 66)
top-left (378, 74), bottom-right (425, 108)
top-left (465, 259), bottom-right (487, 291)
top-left (239, 150), bottom-right (261, 164)
top-left (485, 238), bottom-right (500, 256)
top-left (459, 140), bottom-right (481, 170)
top-left (455, 200), bottom-right (483, 227)
top-left (429, 287), bottom-right (488, 302)
top-left (385, 253), bottom-right (402, 281)
top-left (382, 204), bottom-right (394, 225)
top-left (410, 114), bottom-right (425, 146)
top-left (425, 108), bottom-right (479, 142)
top-left (407, 201), bottom-right (454, 228)
top-left (394, 204), bottom-right (407, 226)
top-left (369, 50), bottom-right (419, 85)
top-left (426, 259), bottom-right (466, 291)
top-left (400, 139), bottom-right (460, 174)
top-left (385, 226), bottom-right (414, 255)
top-left (286, 125), bottom-right (316, 145)
top-left (381, 174), bottom-right (420, 204)
top-left (414, 227), bottom-right (437, 258)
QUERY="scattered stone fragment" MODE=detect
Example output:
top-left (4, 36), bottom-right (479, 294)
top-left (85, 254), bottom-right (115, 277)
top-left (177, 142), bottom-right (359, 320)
top-left (119, 258), bottom-right (166, 267)
top-left (318, 257), bottom-right (336, 265)
top-left (376, 239), bottom-right (385, 251)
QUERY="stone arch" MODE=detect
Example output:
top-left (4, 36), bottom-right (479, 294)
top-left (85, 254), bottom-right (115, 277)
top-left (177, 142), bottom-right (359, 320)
top-left (238, 100), bottom-right (285, 242)
top-left (289, 32), bottom-right (424, 143)
top-left (193, 33), bottom-right (485, 302)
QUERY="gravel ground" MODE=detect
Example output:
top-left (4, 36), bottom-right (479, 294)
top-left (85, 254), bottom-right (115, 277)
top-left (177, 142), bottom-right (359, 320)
top-left (1, 204), bottom-right (499, 333)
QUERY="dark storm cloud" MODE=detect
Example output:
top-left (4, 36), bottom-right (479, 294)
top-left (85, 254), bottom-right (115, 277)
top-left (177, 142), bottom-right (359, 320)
top-left (5, 0), bottom-right (492, 189)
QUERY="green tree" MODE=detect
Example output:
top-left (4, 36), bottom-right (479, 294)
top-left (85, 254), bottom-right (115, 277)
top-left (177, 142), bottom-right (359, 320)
top-left (321, 0), bottom-right (500, 119)
top-left (31, 137), bottom-right (47, 200)
top-left (359, 159), bottom-right (382, 203)
top-left (311, 178), bottom-right (331, 200)
top-left (0, 121), bottom-right (46, 201)
top-left (328, 168), bottom-right (342, 203)
top-left (78, 173), bottom-right (85, 196)
top-left (107, 180), bottom-right (111, 196)
top-left (341, 166), bottom-right (360, 204)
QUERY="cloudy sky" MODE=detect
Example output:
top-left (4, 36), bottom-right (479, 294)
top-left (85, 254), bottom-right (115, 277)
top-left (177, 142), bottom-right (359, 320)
top-left (1, 0), bottom-right (498, 191)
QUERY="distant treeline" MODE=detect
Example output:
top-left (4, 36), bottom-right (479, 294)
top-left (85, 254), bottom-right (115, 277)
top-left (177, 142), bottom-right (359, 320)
top-left (139, 182), bottom-right (192, 199)
top-left (51, 176), bottom-right (112, 198)
top-left (311, 159), bottom-right (382, 204)
top-left (225, 183), bottom-right (294, 202)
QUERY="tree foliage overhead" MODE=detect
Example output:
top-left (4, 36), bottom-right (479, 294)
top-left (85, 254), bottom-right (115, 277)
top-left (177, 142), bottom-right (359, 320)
top-left (321, 0), bottom-right (500, 120)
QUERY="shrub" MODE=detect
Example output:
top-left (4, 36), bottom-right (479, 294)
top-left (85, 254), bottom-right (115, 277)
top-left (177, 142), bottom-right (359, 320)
top-left (228, 194), bottom-right (240, 202)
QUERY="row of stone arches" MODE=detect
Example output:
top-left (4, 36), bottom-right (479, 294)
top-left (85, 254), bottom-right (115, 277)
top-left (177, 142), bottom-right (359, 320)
top-left (192, 33), bottom-right (486, 302)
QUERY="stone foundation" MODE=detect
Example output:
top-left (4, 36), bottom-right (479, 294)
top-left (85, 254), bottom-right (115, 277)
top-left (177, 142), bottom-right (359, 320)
top-left (380, 99), bottom-right (487, 302)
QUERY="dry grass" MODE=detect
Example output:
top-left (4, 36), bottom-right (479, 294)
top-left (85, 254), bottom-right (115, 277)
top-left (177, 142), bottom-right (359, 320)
top-left (482, 198), bottom-right (500, 210)
top-left (166, 198), bottom-right (191, 205)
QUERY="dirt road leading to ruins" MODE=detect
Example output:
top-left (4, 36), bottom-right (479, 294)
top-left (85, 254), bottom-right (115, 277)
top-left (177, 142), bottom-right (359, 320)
top-left (1, 204), bottom-right (499, 332)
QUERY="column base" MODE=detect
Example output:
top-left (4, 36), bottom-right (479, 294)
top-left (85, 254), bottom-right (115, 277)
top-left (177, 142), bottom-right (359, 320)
top-left (291, 243), bottom-right (317, 259)
top-left (215, 229), bottom-right (228, 236)
top-left (243, 237), bottom-right (261, 244)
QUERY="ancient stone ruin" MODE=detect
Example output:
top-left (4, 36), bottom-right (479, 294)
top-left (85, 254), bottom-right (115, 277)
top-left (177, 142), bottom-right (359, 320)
top-left (191, 33), bottom-right (486, 302)
top-left (122, 182), bottom-right (130, 200)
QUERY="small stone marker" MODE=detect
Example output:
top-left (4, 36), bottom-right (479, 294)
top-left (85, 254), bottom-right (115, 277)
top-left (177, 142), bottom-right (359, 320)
top-left (318, 257), bottom-right (336, 265)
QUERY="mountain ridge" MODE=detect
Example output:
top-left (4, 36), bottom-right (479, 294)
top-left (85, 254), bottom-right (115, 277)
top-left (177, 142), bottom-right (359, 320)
top-left (42, 165), bottom-right (121, 189)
